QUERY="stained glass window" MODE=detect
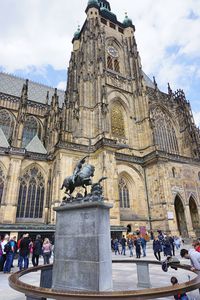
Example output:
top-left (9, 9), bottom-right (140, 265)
top-left (0, 110), bottom-right (14, 140)
top-left (22, 116), bottom-right (39, 147)
top-left (111, 105), bottom-right (125, 137)
top-left (16, 167), bottom-right (45, 219)
top-left (119, 178), bottom-right (130, 208)
top-left (152, 108), bottom-right (179, 154)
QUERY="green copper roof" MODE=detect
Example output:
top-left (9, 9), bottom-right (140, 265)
top-left (123, 13), bottom-right (133, 27)
top-left (74, 25), bottom-right (81, 39)
top-left (87, 0), bottom-right (99, 5)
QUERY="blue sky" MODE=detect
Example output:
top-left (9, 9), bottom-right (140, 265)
top-left (0, 0), bottom-right (200, 125)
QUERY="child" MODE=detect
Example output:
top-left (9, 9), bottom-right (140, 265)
top-left (170, 277), bottom-right (188, 300)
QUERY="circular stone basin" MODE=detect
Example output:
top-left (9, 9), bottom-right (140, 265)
top-left (9, 261), bottom-right (200, 300)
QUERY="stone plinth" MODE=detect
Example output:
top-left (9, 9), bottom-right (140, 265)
top-left (52, 201), bottom-right (113, 292)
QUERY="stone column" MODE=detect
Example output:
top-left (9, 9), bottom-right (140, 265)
top-left (185, 205), bottom-right (195, 238)
top-left (52, 201), bottom-right (113, 292)
top-left (136, 261), bottom-right (151, 288)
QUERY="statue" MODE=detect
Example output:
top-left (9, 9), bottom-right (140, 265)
top-left (61, 156), bottom-right (107, 204)
top-left (61, 156), bottom-right (95, 196)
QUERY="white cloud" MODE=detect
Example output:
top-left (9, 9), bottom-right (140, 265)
top-left (0, 0), bottom-right (199, 104)
top-left (193, 111), bottom-right (200, 127)
top-left (57, 81), bottom-right (66, 90)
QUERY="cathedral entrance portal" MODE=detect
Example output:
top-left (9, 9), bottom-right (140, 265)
top-left (174, 196), bottom-right (188, 238)
top-left (189, 197), bottom-right (200, 237)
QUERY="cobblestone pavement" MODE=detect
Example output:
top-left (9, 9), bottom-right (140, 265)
top-left (0, 242), bottom-right (200, 300)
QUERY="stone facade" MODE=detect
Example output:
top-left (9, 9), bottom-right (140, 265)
top-left (0, 0), bottom-right (200, 238)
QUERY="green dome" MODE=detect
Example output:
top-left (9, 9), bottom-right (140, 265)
top-left (123, 13), bottom-right (133, 27)
top-left (73, 25), bottom-right (80, 39)
top-left (87, 0), bottom-right (99, 5)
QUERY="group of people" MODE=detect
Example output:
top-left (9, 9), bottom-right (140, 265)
top-left (111, 233), bottom-right (149, 258)
top-left (0, 233), bottom-right (53, 274)
top-left (153, 230), bottom-right (182, 261)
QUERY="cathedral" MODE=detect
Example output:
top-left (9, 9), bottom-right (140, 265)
top-left (0, 0), bottom-right (200, 239)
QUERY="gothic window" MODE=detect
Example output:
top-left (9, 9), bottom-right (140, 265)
top-left (119, 178), bottom-right (130, 208)
top-left (22, 116), bottom-right (40, 147)
top-left (16, 167), bottom-right (45, 219)
top-left (111, 105), bottom-right (125, 137)
top-left (107, 56), bottom-right (113, 70)
top-left (152, 108), bottom-right (179, 154)
top-left (0, 110), bottom-right (14, 140)
top-left (0, 167), bottom-right (5, 204)
top-left (114, 59), bottom-right (120, 72)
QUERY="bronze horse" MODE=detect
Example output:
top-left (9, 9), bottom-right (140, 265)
top-left (61, 156), bottom-right (95, 195)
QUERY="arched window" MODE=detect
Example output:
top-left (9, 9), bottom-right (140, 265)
top-left (0, 166), bottom-right (5, 204)
top-left (22, 116), bottom-right (39, 147)
top-left (151, 107), bottom-right (179, 154)
top-left (119, 178), bottom-right (130, 208)
top-left (16, 166), bottom-right (45, 219)
top-left (107, 56), bottom-right (113, 70)
top-left (111, 105), bottom-right (125, 137)
top-left (0, 110), bottom-right (14, 140)
top-left (114, 59), bottom-right (120, 72)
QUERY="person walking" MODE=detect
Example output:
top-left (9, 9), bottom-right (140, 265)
top-left (0, 234), bottom-right (9, 271)
top-left (169, 235), bottom-right (175, 256)
top-left (120, 235), bottom-right (126, 255)
top-left (174, 236), bottom-right (181, 250)
top-left (128, 239), bottom-right (134, 257)
top-left (153, 236), bottom-right (162, 261)
top-left (32, 235), bottom-right (43, 267)
top-left (114, 238), bottom-right (120, 255)
top-left (141, 237), bottom-right (147, 257)
top-left (163, 236), bottom-right (172, 257)
top-left (134, 237), bottom-right (141, 259)
top-left (42, 238), bottom-right (52, 264)
top-left (3, 236), bottom-right (15, 273)
top-left (18, 233), bottom-right (31, 271)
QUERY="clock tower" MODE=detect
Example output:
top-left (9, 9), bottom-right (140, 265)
top-left (64, 0), bottom-right (153, 152)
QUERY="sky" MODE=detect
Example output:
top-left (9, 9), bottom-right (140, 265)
top-left (0, 0), bottom-right (200, 125)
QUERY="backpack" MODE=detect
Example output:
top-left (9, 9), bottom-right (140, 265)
top-left (4, 242), bottom-right (11, 253)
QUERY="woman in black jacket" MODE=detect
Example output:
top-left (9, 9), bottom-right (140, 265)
top-left (153, 236), bottom-right (162, 261)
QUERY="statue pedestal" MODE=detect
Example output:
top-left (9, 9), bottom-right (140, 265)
top-left (52, 201), bottom-right (113, 292)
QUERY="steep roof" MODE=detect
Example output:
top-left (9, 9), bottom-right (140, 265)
top-left (25, 135), bottom-right (47, 154)
top-left (0, 128), bottom-right (10, 148)
top-left (0, 72), bottom-right (65, 107)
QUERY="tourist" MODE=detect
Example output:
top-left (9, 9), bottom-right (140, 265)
top-left (150, 230), bottom-right (154, 240)
top-left (11, 236), bottom-right (17, 268)
top-left (0, 234), bottom-right (9, 271)
top-left (170, 276), bottom-right (189, 299)
top-left (134, 237), bottom-right (141, 259)
top-left (113, 238), bottom-right (120, 255)
top-left (120, 235), bottom-right (126, 255)
top-left (158, 230), bottom-right (165, 252)
top-left (174, 236), bottom-right (181, 250)
top-left (180, 248), bottom-right (200, 271)
top-left (127, 239), bottom-right (134, 257)
top-left (32, 235), bottom-right (43, 267)
top-left (192, 240), bottom-right (200, 253)
top-left (140, 236), bottom-right (147, 257)
top-left (3, 236), bottom-right (16, 273)
top-left (163, 236), bottom-right (172, 257)
top-left (153, 236), bottom-right (162, 261)
top-left (18, 233), bottom-right (31, 271)
top-left (169, 235), bottom-right (175, 256)
top-left (42, 238), bottom-right (52, 264)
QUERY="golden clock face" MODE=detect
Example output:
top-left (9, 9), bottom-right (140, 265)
top-left (107, 46), bottom-right (118, 58)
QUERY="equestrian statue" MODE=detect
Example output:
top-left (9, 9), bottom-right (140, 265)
top-left (61, 156), bottom-right (95, 196)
